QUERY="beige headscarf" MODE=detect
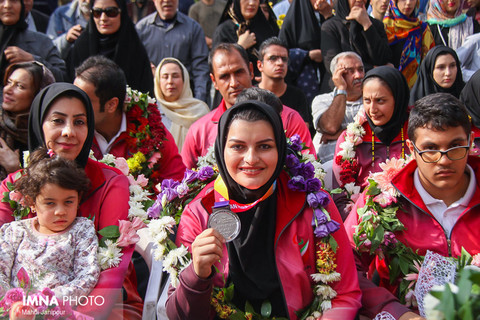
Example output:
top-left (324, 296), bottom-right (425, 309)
top-left (154, 58), bottom-right (209, 151)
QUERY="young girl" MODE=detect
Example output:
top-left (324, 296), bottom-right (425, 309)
top-left (0, 147), bottom-right (100, 301)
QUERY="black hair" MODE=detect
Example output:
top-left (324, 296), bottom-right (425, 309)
top-left (208, 43), bottom-right (250, 74)
top-left (15, 147), bottom-right (90, 205)
top-left (258, 37), bottom-right (288, 61)
top-left (225, 102), bottom-right (271, 136)
top-left (74, 55), bottom-right (126, 112)
top-left (236, 87), bottom-right (283, 113)
top-left (408, 93), bottom-right (471, 142)
top-left (4, 62), bottom-right (55, 97)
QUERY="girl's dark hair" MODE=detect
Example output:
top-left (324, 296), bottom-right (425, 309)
top-left (15, 147), bottom-right (90, 205)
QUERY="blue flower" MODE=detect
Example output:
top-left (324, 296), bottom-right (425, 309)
top-left (326, 220), bottom-right (340, 234)
top-left (287, 175), bottom-right (306, 192)
top-left (314, 223), bottom-right (329, 238)
top-left (289, 134), bottom-right (303, 152)
top-left (183, 169), bottom-right (198, 184)
top-left (298, 162), bottom-right (315, 179)
top-left (286, 154), bottom-right (300, 169)
top-left (314, 208), bottom-right (328, 224)
top-left (307, 191), bottom-right (330, 208)
top-left (198, 166), bottom-right (214, 181)
top-left (305, 178), bottom-right (322, 192)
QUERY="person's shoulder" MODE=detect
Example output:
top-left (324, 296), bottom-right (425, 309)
top-left (321, 16), bottom-right (341, 29)
top-left (312, 92), bottom-right (334, 104)
top-left (137, 12), bottom-right (157, 27)
top-left (190, 108), bottom-right (217, 129)
top-left (72, 217), bottom-right (96, 232)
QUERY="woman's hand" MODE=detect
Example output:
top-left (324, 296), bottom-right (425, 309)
top-left (309, 49), bottom-right (323, 63)
top-left (66, 24), bottom-right (84, 43)
top-left (0, 138), bottom-right (20, 173)
top-left (191, 228), bottom-right (225, 279)
top-left (346, 3), bottom-right (372, 30)
top-left (237, 30), bottom-right (257, 49)
top-left (4, 46), bottom-right (34, 64)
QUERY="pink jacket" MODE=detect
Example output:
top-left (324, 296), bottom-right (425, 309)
top-left (344, 156), bottom-right (480, 319)
top-left (166, 171), bottom-right (361, 320)
top-left (181, 100), bottom-right (316, 169)
top-left (0, 159), bottom-right (141, 319)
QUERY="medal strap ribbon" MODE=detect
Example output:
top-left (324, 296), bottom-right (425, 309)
top-left (213, 175), bottom-right (275, 213)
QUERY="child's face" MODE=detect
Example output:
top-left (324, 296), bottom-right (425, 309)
top-left (32, 184), bottom-right (79, 234)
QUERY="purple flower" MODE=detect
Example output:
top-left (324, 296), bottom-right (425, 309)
top-left (326, 220), bottom-right (340, 234)
top-left (161, 179), bottom-right (180, 191)
top-left (298, 162), bottom-right (315, 179)
top-left (147, 199), bottom-right (163, 219)
top-left (285, 154), bottom-right (300, 169)
top-left (183, 169), bottom-right (198, 184)
top-left (176, 182), bottom-right (189, 198)
top-left (198, 166), bottom-right (214, 181)
top-left (287, 175), bottom-right (306, 192)
top-left (163, 188), bottom-right (178, 202)
top-left (313, 208), bottom-right (328, 224)
top-left (314, 224), bottom-right (329, 238)
top-left (307, 192), bottom-right (330, 208)
top-left (305, 178), bottom-right (322, 192)
top-left (289, 134), bottom-right (303, 152)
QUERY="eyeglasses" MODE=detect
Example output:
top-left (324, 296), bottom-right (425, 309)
top-left (412, 139), bottom-right (470, 163)
top-left (266, 55), bottom-right (288, 63)
top-left (91, 6), bottom-right (121, 18)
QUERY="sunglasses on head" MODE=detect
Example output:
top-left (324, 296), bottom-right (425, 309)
top-left (91, 6), bottom-right (121, 18)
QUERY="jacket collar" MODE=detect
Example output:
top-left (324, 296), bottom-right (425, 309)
top-left (82, 158), bottom-right (106, 204)
top-left (392, 156), bottom-right (480, 215)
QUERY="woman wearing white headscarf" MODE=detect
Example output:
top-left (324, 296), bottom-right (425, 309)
top-left (154, 57), bottom-right (209, 151)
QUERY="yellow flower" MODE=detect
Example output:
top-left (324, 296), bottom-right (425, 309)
top-left (316, 242), bottom-right (337, 274)
top-left (127, 152), bottom-right (146, 173)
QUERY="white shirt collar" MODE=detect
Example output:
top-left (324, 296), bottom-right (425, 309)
top-left (94, 113), bottom-right (127, 155)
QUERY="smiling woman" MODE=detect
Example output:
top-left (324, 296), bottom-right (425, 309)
top-left (68, 0), bottom-right (154, 93)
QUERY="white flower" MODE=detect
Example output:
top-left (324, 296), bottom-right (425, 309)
top-left (129, 184), bottom-right (144, 197)
top-left (344, 183), bottom-right (361, 196)
top-left (88, 149), bottom-right (97, 161)
top-left (148, 96), bottom-right (156, 105)
top-left (315, 285), bottom-right (337, 299)
top-left (128, 206), bottom-right (147, 220)
top-left (423, 292), bottom-right (444, 320)
top-left (23, 150), bottom-right (30, 168)
top-left (164, 245), bottom-right (190, 269)
top-left (320, 300), bottom-right (332, 311)
top-left (311, 272), bottom-right (341, 283)
top-left (98, 239), bottom-right (123, 270)
top-left (312, 311), bottom-right (322, 318)
top-left (197, 146), bottom-right (216, 167)
top-left (148, 216), bottom-right (176, 236)
top-left (301, 153), bottom-right (316, 163)
top-left (100, 153), bottom-right (116, 165)
top-left (153, 244), bottom-right (167, 261)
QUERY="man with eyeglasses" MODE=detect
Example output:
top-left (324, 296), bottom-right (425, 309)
top-left (311, 51), bottom-right (364, 163)
top-left (257, 37), bottom-right (311, 133)
top-left (344, 92), bottom-right (480, 320)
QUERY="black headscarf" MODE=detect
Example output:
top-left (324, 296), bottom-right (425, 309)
top-left (215, 100), bottom-right (286, 204)
top-left (364, 66), bottom-right (409, 145)
top-left (214, 100), bottom-right (288, 316)
top-left (334, 0), bottom-right (372, 60)
top-left (279, 0), bottom-right (321, 50)
top-left (28, 83), bottom-right (94, 168)
top-left (409, 45), bottom-right (464, 105)
top-left (0, 0), bottom-right (28, 80)
top-left (69, 0), bottom-right (153, 93)
top-left (460, 69), bottom-right (480, 128)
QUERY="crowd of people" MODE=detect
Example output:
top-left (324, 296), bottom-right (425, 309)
top-left (0, 0), bottom-right (478, 318)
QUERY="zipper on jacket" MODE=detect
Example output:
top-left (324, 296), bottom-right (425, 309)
top-left (447, 239), bottom-right (452, 257)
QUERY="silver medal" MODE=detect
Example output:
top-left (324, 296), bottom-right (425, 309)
top-left (208, 207), bottom-right (241, 242)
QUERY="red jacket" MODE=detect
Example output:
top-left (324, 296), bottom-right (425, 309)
top-left (91, 126), bottom-right (186, 183)
top-left (0, 159), bottom-right (142, 319)
top-left (181, 100), bottom-right (316, 169)
top-left (166, 171), bottom-right (361, 320)
top-left (344, 156), bottom-right (480, 319)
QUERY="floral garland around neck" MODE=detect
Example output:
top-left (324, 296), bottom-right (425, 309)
top-left (146, 134), bottom-right (343, 320)
top-left (353, 157), bottom-right (480, 307)
top-left (123, 87), bottom-right (167, 194)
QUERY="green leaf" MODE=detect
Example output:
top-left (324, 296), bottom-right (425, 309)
top-left (329, 237), bottom-right (338, 253)
top-left (98, 225), bottom-right (120, 239)
top-left (434, 284), bottom-right (456, 320)
top-left (261, 301), bottom-right (272, 317)
top-left (245, 301), bottom-right (255, 314)
top-left (224, 284), bottom-right (235, 302)
top-left (329, 188), bottom-right (343, 194)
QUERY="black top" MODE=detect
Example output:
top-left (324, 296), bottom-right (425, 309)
top-left (279, 84), bottom-right (313, 132)
top-left (69, 0), bottom-right (154, 94)
top-left (429, 18), bottom-right (480, 47)
top-left (460, 69), bottom-right (480, 128)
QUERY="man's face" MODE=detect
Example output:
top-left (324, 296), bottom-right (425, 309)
top-left (407, 125), bottom-right (470, 200)
top-left (73, 77), bottom-right (105, 127)
top-left (154, 0), bottom-right (178, 20)
top-left (210, 49), bottom-right (253, 108)
top-left (337, 56), bottom-right (364, 98)
top-left (258, 45), bottom-right (288, 80)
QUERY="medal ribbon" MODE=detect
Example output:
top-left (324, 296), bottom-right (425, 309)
top-left (213, 175), bottom-right (275, 213)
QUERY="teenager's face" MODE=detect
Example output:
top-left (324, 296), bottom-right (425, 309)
top-left (224, 119), bottom-right (278, 190)
top-left (363, 78), bottom-right (395, 126)
top-left (258, 44), bottom-right (288, 80)
top-left (397, 0), bottom-right (416, 16)
top-left (443, 0), bottom-right (460, 16)
top-left (407, 125), bottom-right (470, 201)
top-left (371, 0), bottom-right (389, 16)
top-left (33, 183), bottom-right (79, 234)
top-left (433, 54), bottom-right (458, 89)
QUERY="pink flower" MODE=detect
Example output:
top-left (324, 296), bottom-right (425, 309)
top-left (127, 174), bottom-right (149, 187)
top-left (9, 301), bottom-right (35, 320)
top-left (16, 268), bottom-right (29, 288)
top-left (404, 289), bottom-right (418, 308)
top-left (472, 253), bottom-right (480, 267)
top-left (404, 260), bottom-right (422, 288)
top-left (131, 217), bottom-right (147, 231)
top-left (117, 220), bottom-right (140, 247)
top-left (113, 157), bottom-right (130, 175)
top-left (9, 190), bottom-right (23, 203)
top-left (354, 109), bottom-right (367, 124)
top-left (373, 192), bottom-right (396, 208)
top-left (148, 152), bottom-right (162, 168)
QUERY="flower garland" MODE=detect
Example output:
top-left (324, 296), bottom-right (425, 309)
top-left (147, 135), bottom-right (342, 319)
top-left (123, 87), bottom-right (167, 193)
top-left (353, 157), bottom-right (480, 306)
